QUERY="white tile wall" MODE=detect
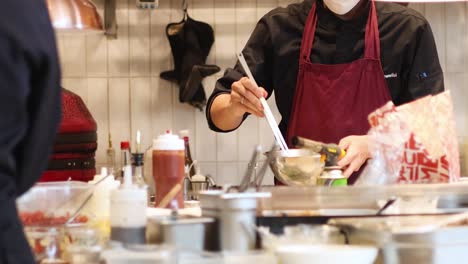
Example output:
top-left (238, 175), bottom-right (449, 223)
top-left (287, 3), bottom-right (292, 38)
top-left (87, 78), bottom-right (109, 163)
top-left (58, 0), bottom-right (468, 185)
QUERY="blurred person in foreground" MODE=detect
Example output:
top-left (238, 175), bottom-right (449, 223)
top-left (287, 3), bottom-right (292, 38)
top-left (0, 0), bottom-right (61, 262)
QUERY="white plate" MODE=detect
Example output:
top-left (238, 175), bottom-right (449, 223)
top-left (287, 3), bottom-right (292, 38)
top-left (275, 244), bottom-right (378, 264)
top-left (262, 209), bottom-right (377, 217)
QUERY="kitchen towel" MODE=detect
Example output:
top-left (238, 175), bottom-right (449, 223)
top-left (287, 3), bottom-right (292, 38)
top-left (161, 15), bottom-right (220, 111)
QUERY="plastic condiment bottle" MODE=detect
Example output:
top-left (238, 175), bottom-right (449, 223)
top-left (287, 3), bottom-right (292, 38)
top-left (179, 130), bottom-right (196, 177)
top-left (120, 141), bottom-right (131, 180)
top-left (153, 130), bottom-right (185, 208)
top-left (110, 166), bottom-right (147, 244)
top-left (106, 134), bottom-right (117, 175)
top-left (144, 147), bottom-right (155, 202)
top-left (88, 167), bottom-right (120, 241)
top-left (180, 130), bottom-right (195, 201)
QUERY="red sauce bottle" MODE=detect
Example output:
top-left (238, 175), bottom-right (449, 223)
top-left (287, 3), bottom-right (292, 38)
top-left (152, 131), bottom-right (185, 208)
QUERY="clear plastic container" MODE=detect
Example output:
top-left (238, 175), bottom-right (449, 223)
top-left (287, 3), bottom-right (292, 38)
top-left (24, 226), bottom-right (64, 263)
top-left (63, 227), bottom-right (102, 264)
top-left (17, 181), bottom-right (93, 226)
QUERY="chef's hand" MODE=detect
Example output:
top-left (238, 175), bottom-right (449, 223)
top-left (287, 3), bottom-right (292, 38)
top-left (337, 135), bottom-right (371, 178)
top-left (230, 77), bottom-right (268, 117)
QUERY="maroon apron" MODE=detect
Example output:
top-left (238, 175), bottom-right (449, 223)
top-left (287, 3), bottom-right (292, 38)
top-left (286, 1), bottom-right (392, 184)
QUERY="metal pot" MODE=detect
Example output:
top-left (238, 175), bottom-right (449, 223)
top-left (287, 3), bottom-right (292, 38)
top-left (199, 191), bottom-right (271, 252)
top-left (146, 214), bottom-right (215, 252)
top-left (184, 175), bottom-right (216, 201)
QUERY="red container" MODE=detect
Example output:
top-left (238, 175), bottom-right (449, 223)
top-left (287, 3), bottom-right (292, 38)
top-left (152, 131), bottom-right (185, 208)
top-left (41, 88), bottom-right (97, 182)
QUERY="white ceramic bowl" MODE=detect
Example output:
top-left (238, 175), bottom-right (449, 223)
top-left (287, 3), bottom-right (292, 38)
top-left (275, 244), bottom-right (378, 264)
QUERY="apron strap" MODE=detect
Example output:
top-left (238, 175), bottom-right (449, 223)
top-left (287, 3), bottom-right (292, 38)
top-left (300, 3), bottom-right (318, 64)
top-left (364, 0), bottom-right (380, 59)
top-left (300, 0), bottom-right (381, 64)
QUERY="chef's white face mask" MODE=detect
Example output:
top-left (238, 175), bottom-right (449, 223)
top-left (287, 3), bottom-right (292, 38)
top-left (323, 0), bottom-right (361, 15)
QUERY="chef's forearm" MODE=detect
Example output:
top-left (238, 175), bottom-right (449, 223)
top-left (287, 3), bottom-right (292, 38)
top-left (209, 94), bottom-right (245, 131)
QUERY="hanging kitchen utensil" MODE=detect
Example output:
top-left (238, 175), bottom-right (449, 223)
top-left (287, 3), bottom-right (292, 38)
top-left (160, 1), bottom-right (220, 110)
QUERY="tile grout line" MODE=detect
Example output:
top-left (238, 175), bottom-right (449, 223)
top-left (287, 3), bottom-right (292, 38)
top-left (128, 0), bottom-right (134, 143)
top-left (106, 9), bottom-right (111, 138)
top-left (149, 3), bottom-right (154, 141)
top-left (213, 0), bottom-right (220, 179)
top-left (84, 34), bottom-right (89, 104)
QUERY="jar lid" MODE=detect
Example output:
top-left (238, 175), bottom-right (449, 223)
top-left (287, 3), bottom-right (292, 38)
top-left (153, 130), bottom-right (184, 151)
top-left (120, 141), bottom-right (130, 150)
top-left (179, 130), bottom-right (190, 140)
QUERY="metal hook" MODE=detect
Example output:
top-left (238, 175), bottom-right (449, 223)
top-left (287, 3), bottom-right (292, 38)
top-left (181, 0), bottom-right (188, 20)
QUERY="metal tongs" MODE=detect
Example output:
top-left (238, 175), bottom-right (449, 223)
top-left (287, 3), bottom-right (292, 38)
top-left (229, 144), bottom-right (276, 193)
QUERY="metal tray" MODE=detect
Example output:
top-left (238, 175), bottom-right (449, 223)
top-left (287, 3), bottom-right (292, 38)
top-left (330, 214), bottom-right (468, 264)
top-left (257, 212), bottom-right (466, 235)
top-left (258, 183), bottom-right (468, 212)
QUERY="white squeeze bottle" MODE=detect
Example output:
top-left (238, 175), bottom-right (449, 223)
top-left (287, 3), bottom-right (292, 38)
top-left (88, 167), bottom-right (120, 241)
top-left (110, 165), bottom-right (148, 244)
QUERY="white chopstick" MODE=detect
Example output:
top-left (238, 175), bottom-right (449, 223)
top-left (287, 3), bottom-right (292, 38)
top-left (237, 53), bottom-right (289, 152)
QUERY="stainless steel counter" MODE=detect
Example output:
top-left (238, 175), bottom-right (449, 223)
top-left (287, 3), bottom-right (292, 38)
top-left (258, 183), bottom-right (468, 212)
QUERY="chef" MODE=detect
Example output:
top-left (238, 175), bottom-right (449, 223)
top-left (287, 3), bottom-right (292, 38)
top-left (0, 0), bottom-right (61, 263)
top-left (206, 0), bottom-right (443, 184)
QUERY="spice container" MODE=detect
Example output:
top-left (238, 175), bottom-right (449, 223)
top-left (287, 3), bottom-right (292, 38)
top-left (152, 131), bottom-right (185, 208)
top-left (185, 162), bottom-right (216, 201)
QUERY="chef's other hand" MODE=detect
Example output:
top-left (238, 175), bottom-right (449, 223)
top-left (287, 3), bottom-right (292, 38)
top-left (337, 135), bottom-right (371, 178)
top-left (230, 77), bottom-right (268, 117)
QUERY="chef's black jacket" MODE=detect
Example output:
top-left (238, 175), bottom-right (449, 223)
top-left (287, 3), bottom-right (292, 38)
top-left (0, 1), bottom-right (61, 263)
top-left (206, 0), bottom-right (444, 136)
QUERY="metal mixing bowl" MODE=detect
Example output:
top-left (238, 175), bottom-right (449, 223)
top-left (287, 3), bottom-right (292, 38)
top-left (266, 149), bottom-right (324, 186)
